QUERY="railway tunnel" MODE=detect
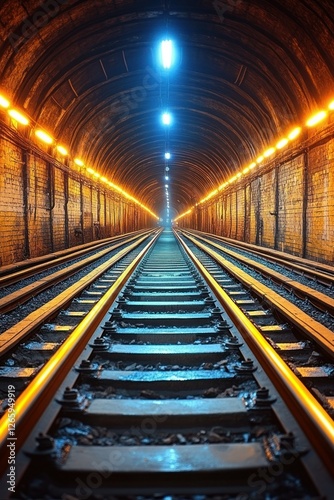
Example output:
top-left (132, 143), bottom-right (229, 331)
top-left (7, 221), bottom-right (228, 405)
top-left (0, 1), bottom-right (334, 499)
top-left (0, 0), bottom-right (333, 265)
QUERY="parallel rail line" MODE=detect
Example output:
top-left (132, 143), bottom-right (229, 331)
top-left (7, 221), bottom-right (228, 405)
top-left (0, 231), bottom-right (154, 314)
top-left (180, 230), bottom-right (334, 316)
top-left (0, 229), bottom-right (332, 498)
top-left (0, 230), bottom-right (158, 355)
top-left (177, 230), bottom-right (334, 356)
top-left (0, 230), bottom-right (152, 286)
top-left (187, 229), bottom-right (334, 286)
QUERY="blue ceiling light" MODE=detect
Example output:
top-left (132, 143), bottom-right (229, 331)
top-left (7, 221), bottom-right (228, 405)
top-left (165, 152), bottom-right (171, 160)
top-left (161, 40), bottom-right (173, 69)
top-left (162, 112), bottom-right (172, 125)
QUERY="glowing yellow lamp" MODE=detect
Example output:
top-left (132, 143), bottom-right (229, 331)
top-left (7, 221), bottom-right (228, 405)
top-left (276, 138), bottom-right (288, 149)
top-left (74, 158), bottom-right (84, 167)
top-left (57, 145), bottom-right (68, 156)
top-left (306, 110), bottom-right (327, 127)
top-left (0, 95), bottom-right (10, 108)
top-left (263, 147), bottom-right (276, 158)
top-left (8, 109), bottom-right (29, 125)
top-left (288, 127), bottom-right (302, 140)
top-left (35, 129), bottom-right (54, 145)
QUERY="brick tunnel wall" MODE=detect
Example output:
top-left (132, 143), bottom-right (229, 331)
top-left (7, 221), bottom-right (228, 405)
top-left (179, 124), bottom-right (334, 265)
top-left (0, 130), bottom-right (155, 266)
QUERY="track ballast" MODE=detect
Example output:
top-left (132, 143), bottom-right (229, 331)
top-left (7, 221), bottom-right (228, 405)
top-left (0, 229), bottom-right (333, 499)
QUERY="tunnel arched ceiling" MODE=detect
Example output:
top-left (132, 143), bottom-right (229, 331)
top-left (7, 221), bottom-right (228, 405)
top-left (1, 0), bottom-right (334, 218)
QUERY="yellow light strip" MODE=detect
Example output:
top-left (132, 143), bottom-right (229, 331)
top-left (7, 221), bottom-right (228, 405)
top-left (218, 181), bottom-right (228, 190)
top-left (86, 167), bottom-right (158, 218)
top-left (174, 208), bottom-right (192, 222)
top-left (199, 189), bottom-right (218, 204)
top-left (0, 90), bottom-right (159, 220)
top-left (86, 165), bottom-right (159, 218)
top-left (174, 98), bottom-right (334, 222)
top-left (5, 90), bottom-right (334, 224)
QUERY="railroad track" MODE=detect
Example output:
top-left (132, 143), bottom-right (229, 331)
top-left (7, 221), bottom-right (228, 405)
top-left (177, 229), bottom-right (334, 353)
top-left (0, 230), bottom-right (155, 313)
top-left (185, 229), bottom-right (334, 288)
top-left (178, 230), bottom-right (334, 317)
top-left (0, 230), bottom-right (152, 285)
top-left (0, 229), bottom-right (333, 498)
top-left (0, 229), bottom-right (158, 354)
top-left (176, 229), bottom-right (334, 417)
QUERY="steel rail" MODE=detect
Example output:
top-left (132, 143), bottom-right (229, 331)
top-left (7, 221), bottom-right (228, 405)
top-left (186, 229), bottom-right (334, 284)
top-left (175, 229), bottom-right (334, 476)
top-left (178, 230), bottom-right (334, 357)
top-left (0, 231), bottom-right (155, 314)
top-left (0, 229), bottom-right (154, 288)
top-left (0, 229), bottom-right (150, 278)
top-left (0, 231), bottom-right (159, 356)
top-left (0, 229), bottom-right (162, 475)
top-left (180, 230), bottom-right (334, 315)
